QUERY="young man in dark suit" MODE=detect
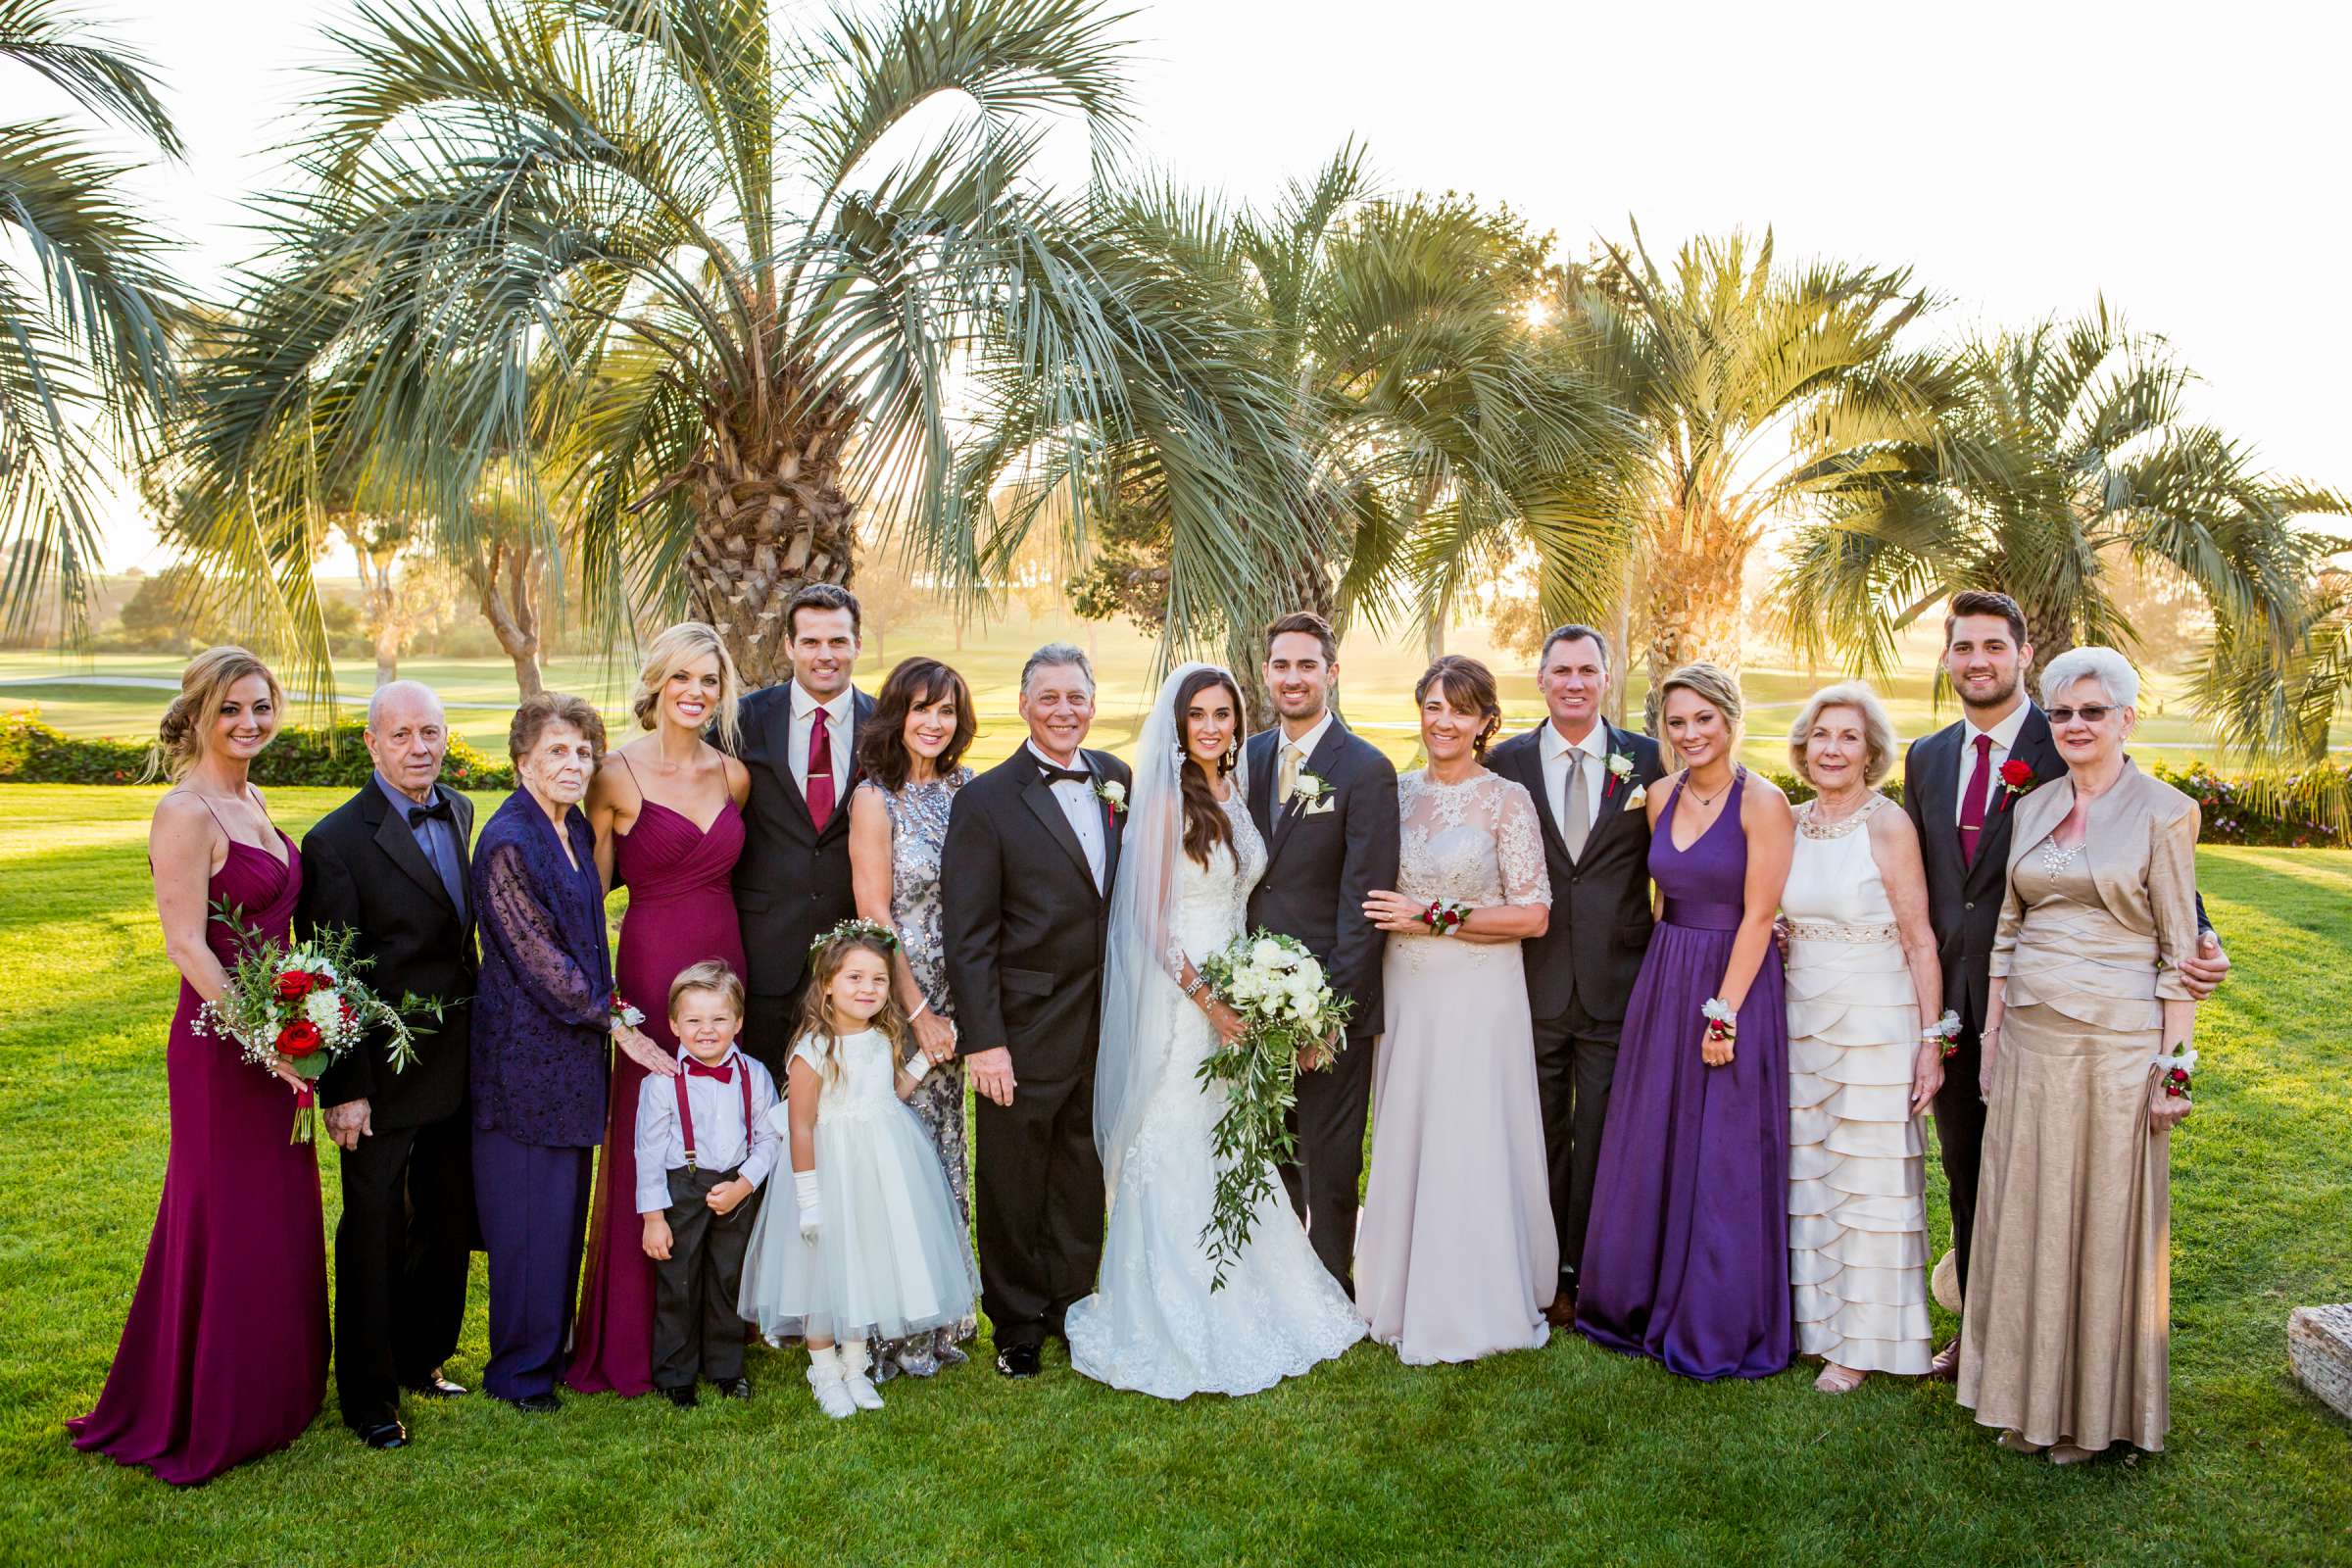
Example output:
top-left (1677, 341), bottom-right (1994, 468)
top-left (1903, 589), bottom-right (2230, 1376)
top-left (942, 644), bottom-right (1129, 1379)
top-left (729, 584), bottom-right (874, 1077)
top-left (300, 681), bottom-right (479, 1451)
top-left (1486, 625), bottom-right (1664, 1325)
top-left (1242, 611), bottom-right (1398, 1292)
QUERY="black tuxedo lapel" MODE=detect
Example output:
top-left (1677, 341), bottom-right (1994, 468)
top-left (1022, 769), bottom-right (1102, 897)
top-left (1498, 725), bottom-right (1574, 875)
top-left (1263, 718), bottom-right (1350, 872)
top-left (364, 783), bottom-right (461, 917)
top-left (1089, 749), bottom-right (1124, 895)
top-left (1245, 731), bottom-right (1276, 841)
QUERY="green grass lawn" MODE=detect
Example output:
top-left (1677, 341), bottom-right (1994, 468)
top-left (1, 783), bottom-right (2347, 1565)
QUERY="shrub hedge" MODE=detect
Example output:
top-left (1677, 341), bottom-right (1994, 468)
top-left (0, 713), bottom-right (515, 791)
top-left (2, 710), bottom-right (2340, 848)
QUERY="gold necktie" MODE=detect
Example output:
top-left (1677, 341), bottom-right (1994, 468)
top-left (1277, 742), bottom-right (1302, 806)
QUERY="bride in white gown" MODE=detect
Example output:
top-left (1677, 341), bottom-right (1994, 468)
top-left (1066, 663), bottom-right (1366, 1398)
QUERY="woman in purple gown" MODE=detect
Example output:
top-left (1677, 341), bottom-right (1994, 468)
top-left (70, 649), bottom-right (327, 1484)
top-left (570, 623), bottom-right (748, 1397)
top-left (1578, 662), bottom-right (1797, 1381)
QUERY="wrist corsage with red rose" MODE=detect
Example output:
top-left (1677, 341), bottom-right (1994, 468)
top-left (2155, 1042), bottom-right (2197, 1100)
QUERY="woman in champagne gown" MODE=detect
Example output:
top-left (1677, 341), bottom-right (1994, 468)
top-left (1355, 657), bottom-right (1557, 1365)
top-left (570, 625), bottom-right (748, 1397)
top-left (71, 650), bottom-right (327, 1484)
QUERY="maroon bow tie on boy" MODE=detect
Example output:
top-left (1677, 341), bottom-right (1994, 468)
top-left (685, 1059), bottom-right (736, 1084)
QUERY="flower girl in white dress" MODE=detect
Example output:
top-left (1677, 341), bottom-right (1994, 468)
top-left (738, 924), bottom-right (978, 1418)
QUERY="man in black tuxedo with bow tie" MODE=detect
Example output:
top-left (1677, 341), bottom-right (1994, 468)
top-left (1486, 625), bottom-right (1663, 1325)
top-left (1903, 589), bottom-right (2230, 1376)
top-left (1242, 612), bottom-right (1397, 1292)
top-left (943, 644), bottom-right (1129, 1378)
top-left (300, 681), bottom-right (479, 1451)
top-left (728, 584), bottom-right (875, 1078)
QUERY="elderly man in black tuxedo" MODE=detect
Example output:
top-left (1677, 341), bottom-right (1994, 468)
top-left (1242, 612), bottom-right (1398, 1292)
top-left (1486, 625), bottom-right (1664, 1325)
top-left (1902, 589), bottom-right (2230, 1377)
top-left (943, 643), bottom-right (1130, 1379)
top-left (300, 681), bottom-right (478, 1451)
top-left (728, 583), bottom-right (875, 1077)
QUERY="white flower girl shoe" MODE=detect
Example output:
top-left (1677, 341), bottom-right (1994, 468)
top-left (806, 1348), bottom-right (858, 1420)
top-left (838, 1341), bottom-right (886, 1411)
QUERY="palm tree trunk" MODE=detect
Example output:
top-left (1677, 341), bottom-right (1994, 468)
top-left (679, 385), bottom-right (858, 687)
top-left (1640, 511), bottom-right (1747, 732)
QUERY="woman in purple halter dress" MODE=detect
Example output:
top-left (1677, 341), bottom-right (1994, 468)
top-left (569, 624), bottom-right (749, 1397)
top-left (71, 650), bottom-right (327, 1484)
top-left (1578, 664), bottom-right (1797, 1382)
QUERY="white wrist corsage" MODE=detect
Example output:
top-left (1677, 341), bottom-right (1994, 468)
top-left (1925, 1008), bottom-right (1962, 1059)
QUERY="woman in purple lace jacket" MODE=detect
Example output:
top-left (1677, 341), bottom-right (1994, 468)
top-left (470, 694), bottom-right (662, 1412)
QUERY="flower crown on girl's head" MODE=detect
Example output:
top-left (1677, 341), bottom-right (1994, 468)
top-left (807, 917), bottom-right (899, 964)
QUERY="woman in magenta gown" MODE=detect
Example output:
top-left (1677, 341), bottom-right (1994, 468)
top-left (1578, 663), bottom-right (1797, 1382)
top-left (568, 623), bottom-right (749, 1396)
top-left (71, 649), bottom-right (328, 1484)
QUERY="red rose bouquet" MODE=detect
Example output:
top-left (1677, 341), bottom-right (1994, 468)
top-left (194, 901), bottom-right (446, 1142)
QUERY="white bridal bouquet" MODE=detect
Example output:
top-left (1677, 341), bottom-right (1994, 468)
top-left (1193, 929), bottom-right (1354, 1289)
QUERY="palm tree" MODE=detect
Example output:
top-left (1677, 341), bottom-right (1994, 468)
top-left (175, 0), bottom-right (1305, 687)
top-left (954, 147), bottom-right (1631, 705)
top-left (1555, 225), bottom-right (1943, 722)
top-left (1775, 304), bottom-right (2350, 760)
top-left (0, 0), bottom-right (182, 641)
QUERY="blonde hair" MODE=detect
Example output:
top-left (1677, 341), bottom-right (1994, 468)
top-left (1659, 662), bottom-right (1743, 733)
top-left (1788, 682), bottom-right (1896, 788)
top-left (632, 620), bottom-right (742, 752)
top-left (153, 647), bottom-right (283, 780)
top-left (794, 933), bottom-right (910, 1088)
top-left (667, 959), bottom-right (746, 1021)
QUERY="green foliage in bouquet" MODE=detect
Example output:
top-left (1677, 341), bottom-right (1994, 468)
top-left (1194, 930), bottom-right (1355, 1290)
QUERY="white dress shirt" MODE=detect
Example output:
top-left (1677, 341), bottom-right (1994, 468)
top-left (1273, 710), bottom-right (1337, 803)
top-left (634, 1047), bottom-right (780, 1213)
top-left (1952, 701), bottom-right (2032, 824)
top-left (1539, 718), bottom-right (1610, 841)
top-left (788, 681), bottom-right (856, 802)
top-left (1028, 739), bottom-right (1106, 891)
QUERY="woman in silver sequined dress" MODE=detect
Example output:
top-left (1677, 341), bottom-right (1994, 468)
top-left (849, 658), bottom-right (980, 1378)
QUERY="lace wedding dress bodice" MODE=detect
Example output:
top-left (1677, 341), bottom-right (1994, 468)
top-left (1067, 788), bottom-right (1365, 1398)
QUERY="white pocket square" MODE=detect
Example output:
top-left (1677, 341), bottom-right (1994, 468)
top-left (1622, 784), bottom-right (1646, 810)
top-left (1302, 796), bottom-right (1337, 815)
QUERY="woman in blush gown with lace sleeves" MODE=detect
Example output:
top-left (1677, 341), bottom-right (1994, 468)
top-left (568, 624), bottom-right (749, 1397)
top-left (1354, 657), bottom-right (1556, 1365)
top-left (1066, 665), bottom-right (1364, 1399)
top-left (70, 650), bottom-right (328, 1485)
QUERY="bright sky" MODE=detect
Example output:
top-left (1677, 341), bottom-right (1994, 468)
top-left (73, 0), bottom-right (2352, 568)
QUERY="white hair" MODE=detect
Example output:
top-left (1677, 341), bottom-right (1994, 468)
top-left (367, 679), bottom-right (446, 728)
top-left (1788, 681), bottom-right (1897, 787)
top-left (2038, 646), bottom-right (2140, 710)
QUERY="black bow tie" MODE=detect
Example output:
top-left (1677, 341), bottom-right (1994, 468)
top-left (407, 797), bottom-right (454, 826)
top-left (1037, 761), bottom-right (1092, 787)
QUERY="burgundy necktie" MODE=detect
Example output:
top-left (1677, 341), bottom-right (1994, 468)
top-left (1958, 732), bottom-right (1993, 864)
top-left (807, 704), bottom-right (835, 831)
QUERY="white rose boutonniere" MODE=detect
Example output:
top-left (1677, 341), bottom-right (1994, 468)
top-left (1291, 769), bottom-right (1336, 815)
top-left (1095, 779), bottom-right (1127, 816)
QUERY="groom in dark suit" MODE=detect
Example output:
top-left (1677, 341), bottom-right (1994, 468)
top-left (1243, 612), bottom-right (1398, 1292)
top-left (1903, 589), bottom-right (2229, 1376)
top-left (729, 584), bottom-right (874, 1077)
top-left (943, 644), bottom-right (1129, 1378)
top-left (1487, 625), bottom-right (1663, 1325)
top-left (300, 681), bottom-right (479, 1451)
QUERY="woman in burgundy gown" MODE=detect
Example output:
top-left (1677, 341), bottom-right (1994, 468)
top-left (569, 623), bottom-right (749, 1396)
top-left (71, 649), bottom-right (328, 1484)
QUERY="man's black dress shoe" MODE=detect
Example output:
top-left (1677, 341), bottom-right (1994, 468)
top-left (356, 1419), bottom-right (409, 1450)
top-left (710, 1376), bottom-right (753, 1401)
top-left (995, 1344), bottom-right (1042, 1379)
top-left (504, 1392), bottom-right (562, 1414)
top-left (404, 1370), bottom-right (467, 1399)
top-left (662, 1384), bottom-right (699, 1408)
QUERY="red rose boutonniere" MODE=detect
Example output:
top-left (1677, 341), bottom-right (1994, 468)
top-left (1997, 759), bottom-right (2037, 803)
